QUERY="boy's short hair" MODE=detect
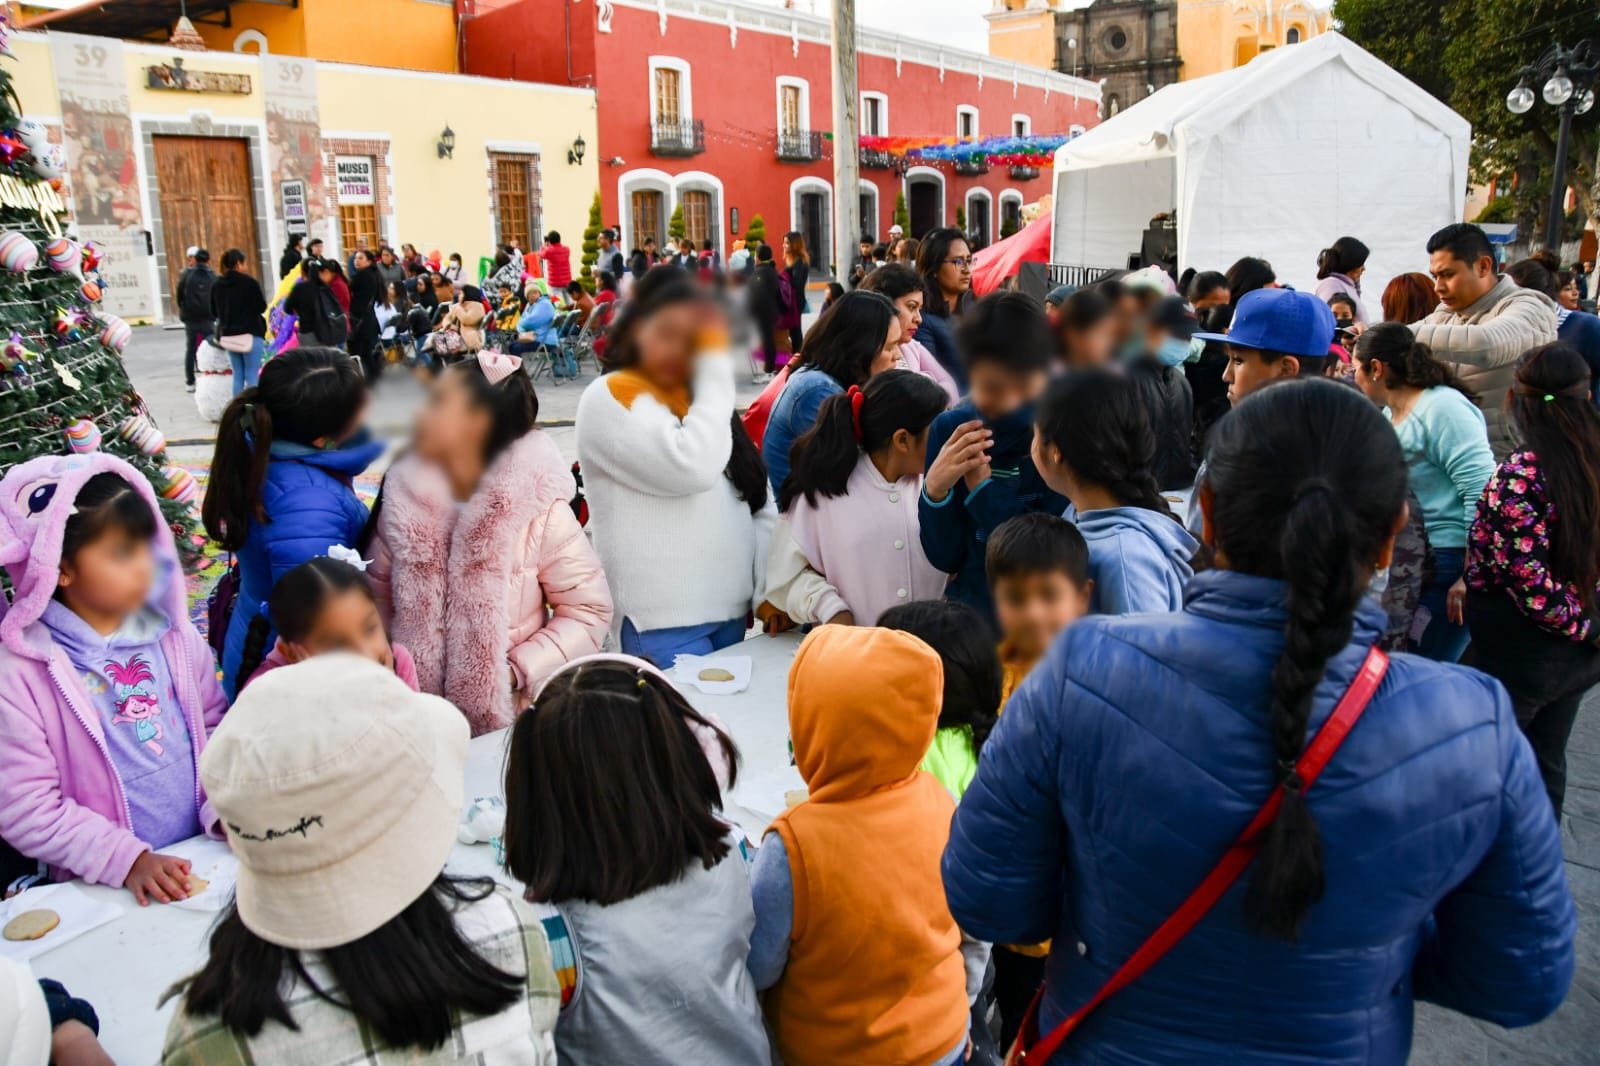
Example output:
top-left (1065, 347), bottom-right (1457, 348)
top-left (957, 290), bottom-right (1054, 373)
top-left (986, 513), bottom-right (1090, 587)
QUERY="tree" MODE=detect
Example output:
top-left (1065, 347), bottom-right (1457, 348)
top-left (0, 55), bottom-right (198, 559)
top-left (668, 203), bottom-right (686, 242)
top-left (893, 192), bottom-right (910, 233)
top-left (745, 213), bottom-right (767, 246)
top-left (1336, 0), bottom-right (1600, 253)
top-left (1000, 211), bottom-right (1019, 239)
top-left (955, 205), bottom-right (967, 234)
top-left (578, 191), bottom-right (601, 293)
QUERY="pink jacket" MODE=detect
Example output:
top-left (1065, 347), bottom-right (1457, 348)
top-left (0, 454), bottom-right (227, 887)
top-left (368, 430), bottom-right (612, 734)
top-left (246, 641), bottom-right (421, 692)
top-left (898, 339), bottom-right (960, 405)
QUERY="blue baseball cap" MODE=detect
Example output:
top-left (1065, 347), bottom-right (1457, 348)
top-left (1193, 288), bottom-right (1334, 358)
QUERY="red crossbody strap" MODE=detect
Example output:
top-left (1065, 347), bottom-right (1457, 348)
top-left (1018, 646), bottom-right (1389, 1064)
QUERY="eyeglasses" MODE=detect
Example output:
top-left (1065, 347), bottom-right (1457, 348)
top-left (943, 256), bottom-right (972, 268)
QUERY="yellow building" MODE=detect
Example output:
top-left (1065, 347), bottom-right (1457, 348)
top-left (5, 25), bottom-right (598, 323)
top-left (1176, 0), bottom-right (1330, 81)
top-left (16, 0), bottom-right (460, 74)
top-left (986, 0), bottom-right (1060, 72)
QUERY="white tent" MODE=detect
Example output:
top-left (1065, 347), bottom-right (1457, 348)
top-left (1051, 32), bottom-right (1470, 312)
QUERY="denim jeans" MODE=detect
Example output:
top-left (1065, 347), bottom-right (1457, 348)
top-left (228, 335), bottom-right (263, 395)
top-left (619, 616), bottom-right (746, 668)
top-left (1415, 547), bottom-right (1470, 662)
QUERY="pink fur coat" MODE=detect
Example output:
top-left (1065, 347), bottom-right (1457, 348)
top-left (368, 430), bottom-right (612, 734)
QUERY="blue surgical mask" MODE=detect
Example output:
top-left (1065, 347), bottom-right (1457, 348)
top-left (1156, 337), bottom-right (1192, 367)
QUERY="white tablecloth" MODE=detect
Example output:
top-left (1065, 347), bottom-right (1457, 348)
top-left (29, 631), bottom-right (803, 1064)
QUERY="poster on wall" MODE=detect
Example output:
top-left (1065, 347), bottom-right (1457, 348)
top-left (262, 55), bottom-right (327, 249)
top-left (49, 32), bottom-right (155, 321)
top-left (334, 156), bottom-right (374, 204)
top-left (279, 179), bottom-right (308, 236)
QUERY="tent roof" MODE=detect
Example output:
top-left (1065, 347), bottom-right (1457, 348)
top-left (970, 214), bottom-right (1052, 296)
top-left (1055, 32), bottom-right (1469, 173)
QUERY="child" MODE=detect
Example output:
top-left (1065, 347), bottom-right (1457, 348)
top-left (204, 348), bottom-right (378, 698)
top-left (987, 513), bottom-right (1093, 704)
top-left (1128, 295), bottom-right (1200, 491)
top-left (766, 370), bottom-right (950, 626)
top-left (0, 456), bottom-right (227, 904)
top-left (503, 655), bottom-right (771, 1063)
top-left (750, 626), bottom-right (970, 1066)
top-left (920, 291), bottom-right (1066, 626)
top-left (1033, 369), bottom-right (1199, 615)
top-left (878, 600), bottom-right (1001, 801)
top-left (235, 555), bottom-right (418, 692)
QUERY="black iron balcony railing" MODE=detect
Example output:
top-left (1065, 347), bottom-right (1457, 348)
top-left (777, 129), bottom-right (826, 162)
top-left (651, 118), bottom-right (705, 157)
top-left (954, 157), bottom-right (991, 176)
top-left (859, 146), bottom-right (894, 169)
top-left (1009, 164), bottom-right (1042, 181)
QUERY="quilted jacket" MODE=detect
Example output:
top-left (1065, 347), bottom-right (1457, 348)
top-left (943, 569), bottom-right (1575, 1064)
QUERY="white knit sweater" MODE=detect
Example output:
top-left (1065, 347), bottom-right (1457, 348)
top-left (576, 353), bottom-right (776, 633)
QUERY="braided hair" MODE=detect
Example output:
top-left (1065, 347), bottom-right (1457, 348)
top-left (1036, 368), bottom-right (1173, 518)
top-left (1203, 378), bottom-right (1406, 939)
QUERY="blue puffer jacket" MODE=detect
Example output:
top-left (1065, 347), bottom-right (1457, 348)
top-left (944, 570), bottom-right (1575, 1064)
top-left (218, 434), bottom-right (384, 697)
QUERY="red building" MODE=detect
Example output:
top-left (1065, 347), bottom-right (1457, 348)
top-left (461, 0), bottom-right (1099, 275)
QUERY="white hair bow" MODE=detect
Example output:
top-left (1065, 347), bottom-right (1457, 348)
top-left (325, 544), bottom-right (372, 572)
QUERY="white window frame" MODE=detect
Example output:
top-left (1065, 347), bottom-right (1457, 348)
top-left (1010, 113), bottom-right (1031, 137)
top-left (999, 189), bottom-right (1025, 233)
top-left (647, 56), bottom-right (693, 126)
top-left (617, 168), bottom-right (675, 257)
top-left (956, 104), bottom-right (979, 139)
top-left (790, 176), bottom-right (834, 274)
top-left (905, 166), bottom-right (946, 230)
top-left (965, 189), bottom-right (993, 245)
top-left (1286, 25), bottom-right (1303, 44)
top-left (673, 171), bottom-right (725, 259)
top-left (776, 76), bottom-right (810, 137)
top-left (861, 91), bottom-right (889, 137)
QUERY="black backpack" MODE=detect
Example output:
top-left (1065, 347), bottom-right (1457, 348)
top-left (181, 267), bottom-right (215, 321)
top-left (313, 285), bottom-right (349, 346)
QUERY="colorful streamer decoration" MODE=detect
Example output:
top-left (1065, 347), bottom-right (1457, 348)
top-left (856, 133), bottom-right (1074, 168)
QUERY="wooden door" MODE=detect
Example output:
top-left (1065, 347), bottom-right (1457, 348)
top-left (799, 192), bottom-right (827, 277)
top-left (910, 181), bottom-right (941, 238)
top-left (631, 190), bottom-right (663, 250)
top-left (153, 136), bottom-right (259, 317)
top-left (680, 190), bottom-right (711, 246)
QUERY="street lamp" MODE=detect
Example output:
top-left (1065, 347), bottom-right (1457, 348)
top-left (436, 124), bottom-right (456, 160)
top-left (1506, 42), bottom-right (1599, 250)
top-left (567, 135), bottom-right (586, 166)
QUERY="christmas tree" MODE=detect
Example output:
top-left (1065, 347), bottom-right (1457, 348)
top-left (0, 27), bottom-right (200, 560)
top-left (578, 191), bottom-right (601, 294)
top-left (893, 193), bottom-right (910, 234)
top-left (668, 204), bottom-right (686, 243)
top-left (744, 213), bottom-right (767, 246)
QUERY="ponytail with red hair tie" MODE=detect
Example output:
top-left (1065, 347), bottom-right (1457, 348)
top-left (847, 385), bottom-right (865, 443)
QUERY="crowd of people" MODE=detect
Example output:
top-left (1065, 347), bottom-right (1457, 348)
top-left (0, 215), bottom-right (1588, 1064)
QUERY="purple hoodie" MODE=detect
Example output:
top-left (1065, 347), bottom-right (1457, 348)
top-left (0, 454), bottom-right (227, 887)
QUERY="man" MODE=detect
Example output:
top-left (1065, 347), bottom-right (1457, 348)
top-left (306, 237), bottom-right (324, 260)
top-left (888, 222), bottom-right (904, 245)
top-left (849, 236), bottom-right (877, 285)
top-left (597, 228), bottom-right (625, 279)
top-left (174, 246), bottom-right (215, 394)
top-left (375, 245), bottom-right (405, 293)
top-left (1411, 222), bottom-right (1557, 457)
top-left (565, 279), bottom-right (596, 329)
top-left (1184, 287), bottom-right (1334, 534)
top-left (539, 231), bottom-right (572, 288)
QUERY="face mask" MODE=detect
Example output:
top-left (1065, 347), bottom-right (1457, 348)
top-left (1117, 335), bottom-right (1146, 362)
top-left (1333, 317), bottom-right (1355, 331)
top-left (1156, 337), bottom-right (1192, 367)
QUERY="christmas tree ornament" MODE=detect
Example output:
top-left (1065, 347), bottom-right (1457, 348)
top-left (51, 307), bottom-right (71, 336)
top-left (117, 413), bottom-right (166, 455)
top-left (81, 241), bottom-right (101, 273)
top-left (64, 418), bottom-right (100, 453)
top-left (159, 465), bottom-right (199, 505)
top-left (11, 119), bottom-right (47, 152)
top-left (0, 229), bottom-right (36, 273)
top-left (31, 144), bottom-right (64, 182)
top-left (3, 332), bottom-right (25, 365)
top-left (0, 134), bottom-right (24, 164)
top-left (53, 361), bottom-right (80, 390)
top-left (44, 236), bottom-right (81, 279)
top-left (99, 314), bottom-right (131, 352)
top-left (80, 279), bottom-right (101, 302)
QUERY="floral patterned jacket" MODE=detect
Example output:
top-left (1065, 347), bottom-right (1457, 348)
top-left (1466, 449), bottom-right (1597, 641)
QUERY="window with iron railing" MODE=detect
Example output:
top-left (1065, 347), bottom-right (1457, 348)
top-left (651, 118), bottom-right (705, 157)
top-left (777, 129), bottom-right (825, 162)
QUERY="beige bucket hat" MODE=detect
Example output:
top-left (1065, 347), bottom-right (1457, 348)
top-left (200, 654), bottom-right (469, 950)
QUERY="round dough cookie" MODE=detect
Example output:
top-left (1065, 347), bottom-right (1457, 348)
top-left (3, 908), bottom-right (60, 942)
top-left (698, 667), bottom-right (735, 683)
top-left (186, 876), bottom-right (210, 896)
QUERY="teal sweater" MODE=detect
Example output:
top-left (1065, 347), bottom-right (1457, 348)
top-left (1391, 386), bottom-right (1496, 549)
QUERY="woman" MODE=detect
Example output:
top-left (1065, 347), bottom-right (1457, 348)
top-left (1382, 272), bottom-right (1438, 324)
top-left (277, 233), bottom-right (303, 280)
top-left (400, 241), bottom-right (425, 274)
top-left (376, 280), bottom-right (405, 356)
top-left (1313, 235), bottom-right (1370, 323)
top-left (162, 657), bottom-right (559, 1063)
top-left (782, 231), bottom-right (811, 356)
top-left (209, 247), bottom-right (268, 394)
top-left (575, 274), bottom-right (779, 662)
top-left (433, 285), bottom-right (488, 359)
top-left (859, 262), bottom-right (959, 403)
top-left (1507, 257), bottom-right (1600, 401)
top-left (914, 227), bottom-right (972, 388)
top-left (349, 248), bottom-right (384, 383)
top-left (443, 252), bottom-right (465, 287)
top-left (1355, 323), bottom-right (1496, 662)
top-left (1467, 343), bottom-right (1600, 818)
top-left (1557, 270), bottom-right (1582, 311)
top-left (944, 378), bottom-right (1574, 1064)
top-left (367, 352), bottom-right (611, 734)
top-left (761, 289), bottom-right (903, 497)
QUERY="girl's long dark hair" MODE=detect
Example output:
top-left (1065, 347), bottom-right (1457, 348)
top-left (1209, 256), bottom-right (1277, 332)
top-left (857, 262), bottom-right (921, 303)
top-left (878, 600), bottom-right (1001, 756)
top-left (60, 473), bottom-right (158, 566)
top-left (779, 369), bottom-right (947, 512)
top-left (790, 289), bottom-right (897, 388)
top-left (202, 349), bottom-right (368, 551)
top-left (915, 227), bottom-right (969, 318)
top-left (504, 661), bottom-right (738, 905)
top-left (234, 557), bottom-right (375, 694)
top-left (601, 272), bottom-right (767, 513)
top-left (449, 357), bottom-right (540, 466)
top-left (1355, 322), bottom-right (1475, 400)
top-left (1509, 343), bottom-right (1600, 614)
top-left (1036, 369), bottom-right (1172, 517)
top-left (167, 876), bottom-right (521, 1050)
top-left (1205, 378), bottom-right (1406, 940)
top-left (1315, 236), bottom-right (1369, 281)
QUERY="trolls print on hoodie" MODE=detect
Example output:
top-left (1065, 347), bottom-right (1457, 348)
top-left (0, 454), bottom-right (227, 887)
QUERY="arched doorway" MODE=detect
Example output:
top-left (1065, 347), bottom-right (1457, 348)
top-left (906, 167), bottom-right (945, 238)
